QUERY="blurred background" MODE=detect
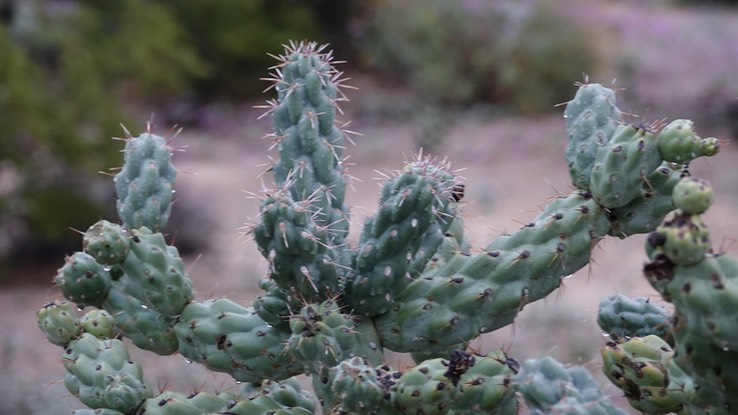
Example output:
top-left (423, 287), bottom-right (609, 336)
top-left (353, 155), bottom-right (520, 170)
top-left (1, 0), bottom-right (738, 413)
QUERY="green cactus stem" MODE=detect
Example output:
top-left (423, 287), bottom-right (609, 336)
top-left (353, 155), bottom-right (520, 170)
top-left (114, 130), bottom-right (177, 231)
top-left (597, 293), bottom-right (672, 343)
top-left (515, 356), bottom-right (627, 415)
top-left (37, 42), bottom-right (729, 415)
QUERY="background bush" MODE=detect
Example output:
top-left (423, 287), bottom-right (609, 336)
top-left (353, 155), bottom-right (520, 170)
top-left (354, 0), bottom-right (597, 112)
top-left (0, 0), bottom-right (357, 270)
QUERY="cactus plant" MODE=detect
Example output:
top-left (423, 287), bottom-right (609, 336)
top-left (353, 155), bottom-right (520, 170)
top-left (37, 41), bottom-right (730, 414)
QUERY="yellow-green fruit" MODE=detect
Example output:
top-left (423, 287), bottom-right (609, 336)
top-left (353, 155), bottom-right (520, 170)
top-left (80, 309), bottom-right (116, 339)
top-left (672, 177), bottom-right (713, 215)
top-left (37, 301), bottom-right (81, 346)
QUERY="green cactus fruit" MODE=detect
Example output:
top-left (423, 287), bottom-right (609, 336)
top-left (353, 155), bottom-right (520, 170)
top-left (37, 300), bottom-right (81, 346)
top-left (563, 82), bottom-right (623, 190)
top-left (515, 356), bottom-right (627, 415)
top-left (324, 357), bottom-right (389, 415)
top-left (648, 211), bottom-right (711, 266)
top-left (55, 252), bottom-right (112, 308)
top-left (114, 131), bottom-right (176, 231)
top-left (173, 298), bottom-right (303, 382)
top-left (392, 355), bottom-right (460, 415)
top-left (376, 191), bottom-right (611, 353)
top-left (80, 309), bottom-right (116, 339)
top-left (589, 123), bottom-right (661, 209)
top-left (657, 119), bottom-right (720, 164)
top-left (83, 220), bottom-right (129, 266)
top-left (597, 293), bottom-right (672, 343)
top-left (453, 350), bottom-right (519, 415)
top-left (119, 227), bottom-right (193, 316)
top-left (346, 155), bottom-right (459, 316)
top-left (101, 282), bottom-right (179, 355)
top-left (601, 336), bottom-right (684, 414)
top-left (62, 333), bottom-right (153, 413)
top-left (672, 177), bottom-right (714, 215)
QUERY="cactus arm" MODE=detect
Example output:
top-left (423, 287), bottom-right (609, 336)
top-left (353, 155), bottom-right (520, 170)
top-left (514, 356), bottom-right (627, 415)
top-left (345, 156), bottom-right (461, 316)
top-left (374, 190), bottom-right (611, 353)
top-left (253, 41), bottom-right (353, 303)
top-left (114, 131), bottom-right (176, 231)
top-left (173, 298), bottom-right (302, 383)
top-left (564, 82), bottom-right (623, 190)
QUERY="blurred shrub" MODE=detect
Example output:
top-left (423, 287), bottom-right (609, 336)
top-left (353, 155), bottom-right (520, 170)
top-left (162, 0), bottom-right (355, 100)
top-left (0, 0), bottom-right (207, 269)
top-left (355, 0), bottom-right (597, 113)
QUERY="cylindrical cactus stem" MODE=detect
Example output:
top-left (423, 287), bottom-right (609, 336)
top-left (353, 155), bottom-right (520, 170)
top-left (345, 155), bottom-right (460, 316)
top-left (224, 378), bottom-right (317, 415)
top-left (114, 130), bottom-right (177, 231)
top-left (606, 162), bottom-right (682, 238)
top-left (62, 333), bottom-right (153, 413)
top-left (564, 82), bottom-right (623, 190)
top-left (173, 298), bottom-right (303, 382)
top-left (253, 188), bottom-right (345, 302)
top-left (101, 281), bottom-right (180, 355)
top-left (253, 41), bottom-right (357, 303)
top-left (253, 277), bottom-right (299, 329)
top-left (375, 190), bottom-right (611, 353)
top-left (637, 183), bottom-right (738, 413)
top-left (597, 293), bottom-right (672, 343)
top-left (263, 41), bottom-right (351, 243)
top-left (589, 123), bottom-right (662, 209)
top-left (514, 356), bottom-right (627, 415)
top-left (286, 300), bottom-right (383, 377)
top-left (117, 227), bottom-right (193, 316)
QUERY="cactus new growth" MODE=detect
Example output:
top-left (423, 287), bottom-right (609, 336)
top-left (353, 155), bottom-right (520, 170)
top-left (37, 41), bottom-right (732, 414)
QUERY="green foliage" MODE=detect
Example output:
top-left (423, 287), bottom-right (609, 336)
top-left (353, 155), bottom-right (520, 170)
top-left (0, 0), bottom-right (206, 264)
top-left (161, 0), bottom-right (325, 99)
top-left (34, 41), bottom-right (730, 415)
top-left (357, 0), bottom-right (596, 111)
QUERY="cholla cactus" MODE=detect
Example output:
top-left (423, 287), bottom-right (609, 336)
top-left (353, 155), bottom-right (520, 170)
top-left (38, 41), bottom-right (727, 414)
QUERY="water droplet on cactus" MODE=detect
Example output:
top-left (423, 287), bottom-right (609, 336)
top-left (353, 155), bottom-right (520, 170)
top-left (102, 265), bottom-right (112, 272)
top-left (141, 304), bottom-right (149, 309)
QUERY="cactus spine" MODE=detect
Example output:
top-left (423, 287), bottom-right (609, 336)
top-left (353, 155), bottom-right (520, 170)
top-left (37, 41), bottom-right (726, 414)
